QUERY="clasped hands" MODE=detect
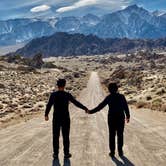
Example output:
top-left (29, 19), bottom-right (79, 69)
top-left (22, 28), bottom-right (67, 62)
top-left (85, 108), bottom-right (91, 114)
top-left (84, 108), bottom-right (129, 123)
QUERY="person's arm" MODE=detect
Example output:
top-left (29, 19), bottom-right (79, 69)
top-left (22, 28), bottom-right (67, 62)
top-left (122, 95), bottom-right (130, 122)
top-left (45, 93), bottom-right (54, 120)
top-left (89, 96), bottom-right (109, 114)
top-left (69, 94), bottom-right (88, 111)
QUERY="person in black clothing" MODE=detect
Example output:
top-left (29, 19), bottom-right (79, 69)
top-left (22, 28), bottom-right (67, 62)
top-left (45, 79), bottom-right (88, 159)
top-left (89, 83), bottom-right (130, 158)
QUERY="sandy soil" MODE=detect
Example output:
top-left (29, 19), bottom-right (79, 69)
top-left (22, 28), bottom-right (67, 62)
top-left (0, 72), bottom-right (166, 166)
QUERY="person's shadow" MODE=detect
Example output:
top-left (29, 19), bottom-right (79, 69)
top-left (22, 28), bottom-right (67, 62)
top-left (112, 156), bottom-right (135, 166)
top-left (52, 158), bottom-right (71, 166)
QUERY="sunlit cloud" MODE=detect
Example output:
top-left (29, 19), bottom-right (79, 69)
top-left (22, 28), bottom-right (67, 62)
top-left (56, 0), bottom-right (132, 13)
top-left (30, 5), bottom-right (51, 13)
top-left (1, 0), bottom-right (166, 19)
top-left (57, 0), bottom-right (97, 13)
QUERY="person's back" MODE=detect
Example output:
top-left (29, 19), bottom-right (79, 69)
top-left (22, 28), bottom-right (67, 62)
top-left (89, 82), bottom-right (130, 157)
top-left (48, 91), bottom-right (72, 118)
top-left (45, 79), bottom-right (88, 159)
top-left (106, 93), bottom-right (129, 120)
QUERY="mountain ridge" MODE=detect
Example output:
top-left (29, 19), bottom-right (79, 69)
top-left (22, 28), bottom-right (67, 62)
top-left (13, 32), bottom-right (166, 57)
top-left (1, 5), bottom-right (166, 46)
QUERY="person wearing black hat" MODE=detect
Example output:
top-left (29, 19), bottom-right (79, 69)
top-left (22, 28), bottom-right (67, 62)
top-left (45, 79), bottom-right (88, 159)
top-left (89, 83), bottom-right (130, 158)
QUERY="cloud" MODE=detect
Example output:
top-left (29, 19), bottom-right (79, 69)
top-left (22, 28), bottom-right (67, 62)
top-left (30, 5), bottom-right (51, 13)
top-left (56, 0), bottom-right (133, 13)
top-left (57, 0), bottom-right (97, 13)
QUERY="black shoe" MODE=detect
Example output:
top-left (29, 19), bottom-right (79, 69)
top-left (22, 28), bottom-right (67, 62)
top-left (64, 153), bottom-right (72, 159)
top-left (118, 151), bottom-right (124, 157)
top-left (109, 152), bottom-right (115, 158)
top-left (53, 154), bottom-right (59, 159)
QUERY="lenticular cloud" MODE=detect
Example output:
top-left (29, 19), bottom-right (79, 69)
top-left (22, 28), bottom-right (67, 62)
top-left (30, 5), bottom-right (51, 13)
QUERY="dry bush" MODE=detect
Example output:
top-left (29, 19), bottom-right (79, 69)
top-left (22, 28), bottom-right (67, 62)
top-left (136, 101), bottom-right (150, 109)
top-left (151, 98), bottom-right (162, 111)
top-left (160, 104), bottom-right (166, 112)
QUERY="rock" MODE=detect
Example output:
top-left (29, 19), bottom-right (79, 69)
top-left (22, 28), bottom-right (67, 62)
top-left (0, 83), bottom-right (5, 89)
top-left (29, 53), bottom-right (44, 68)
top-left (111, 66), bottom-right (126, 80)
top-left (156, 88), bottom-right (165, 95)
top-left (23, 104), bottom-right (33, 109)
top-left (146, 95), bottom-right (152, 101)
top-left (73, 72), bottom-right (80, 78)
top-left (6, 54), bottom-right (22, 64)
top-left (0, 104), bottom-right (3, 109)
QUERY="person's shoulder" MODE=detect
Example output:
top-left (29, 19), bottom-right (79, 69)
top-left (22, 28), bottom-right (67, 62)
top-left (50, 91), bottom-right (57, 96)
top-left (105, 94), bottom-right (111, 100)
top-left (64, 91), bottom-right (72, 97)
top-left (118, 93), bottom-right (124, 97)
top-left (118, 93), bottom-right (126, 99)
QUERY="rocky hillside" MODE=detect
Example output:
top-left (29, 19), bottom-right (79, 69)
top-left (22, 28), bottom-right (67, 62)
top-left (13, 32), bottom-right (166, 57)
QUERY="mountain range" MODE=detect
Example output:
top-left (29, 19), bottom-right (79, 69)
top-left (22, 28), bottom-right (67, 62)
top-left (1, 5), bottom-right (166, 46)
top-left (13, 32), bottom-right (166, 57)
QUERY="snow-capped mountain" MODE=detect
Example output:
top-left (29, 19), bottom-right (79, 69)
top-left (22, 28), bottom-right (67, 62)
top-left (92, 5), bottom-right (166, 38)
top-left (0, 19), bottom-right (55, 45)
top-left (152, 10), bottom-right (166, 17)
top-left (0, 5), bottom-right (166, 46)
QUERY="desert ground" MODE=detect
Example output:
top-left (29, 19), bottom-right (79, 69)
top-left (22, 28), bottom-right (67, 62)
top-left (0, 51), bottom-right (166, 165)
top-left (0, 43), bottom-right (25, 55)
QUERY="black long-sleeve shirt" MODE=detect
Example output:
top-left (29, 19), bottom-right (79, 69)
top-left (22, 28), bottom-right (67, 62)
top-left (45, 91), bottom-right (87, 119)
top-left (90, 93), bottom-right (130, 119)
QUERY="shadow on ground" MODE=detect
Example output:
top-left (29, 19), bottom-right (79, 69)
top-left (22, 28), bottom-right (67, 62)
top-left (112, 156), bottom-right (135, 166)
top-left (52, 158), bottom-right (71, 166)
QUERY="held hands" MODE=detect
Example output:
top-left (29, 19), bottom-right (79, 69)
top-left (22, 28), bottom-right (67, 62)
top-left (85, 108), bottom-right (91, 114)
top-left (126, 118), bottom-right (130, 123)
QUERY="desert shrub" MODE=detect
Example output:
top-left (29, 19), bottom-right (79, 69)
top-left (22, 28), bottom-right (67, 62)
top-left (43, 62), bottom-right (56, 68)
top-left (151, 98), bottom-right (162, 111)
top-left (17, 66), bottom-right (36, 73)
top-left (128, 99), bottom-right (137, 105)
top-left (136, 101), bottom-right (150, 108)
top-left (160, 104), bottom-right (166, 112)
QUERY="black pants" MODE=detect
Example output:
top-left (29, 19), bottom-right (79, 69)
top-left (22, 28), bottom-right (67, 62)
top-left (108, 117), bottom-right (124, 154)
top-left (52, 118), bottom-right (70, 155)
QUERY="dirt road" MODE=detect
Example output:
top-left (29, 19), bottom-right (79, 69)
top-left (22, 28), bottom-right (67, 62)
top-left (0, 72), bottom-right (166, 166)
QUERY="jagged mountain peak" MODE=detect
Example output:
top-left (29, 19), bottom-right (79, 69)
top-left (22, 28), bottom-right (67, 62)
top-left (1, 5), bottom-right (166, 46)
top-left (123, 4), bottom-right (149, 14)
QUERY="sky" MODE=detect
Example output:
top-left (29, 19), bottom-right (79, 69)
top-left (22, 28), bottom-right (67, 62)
top-left (0, 0), bottom-right (166, 20)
